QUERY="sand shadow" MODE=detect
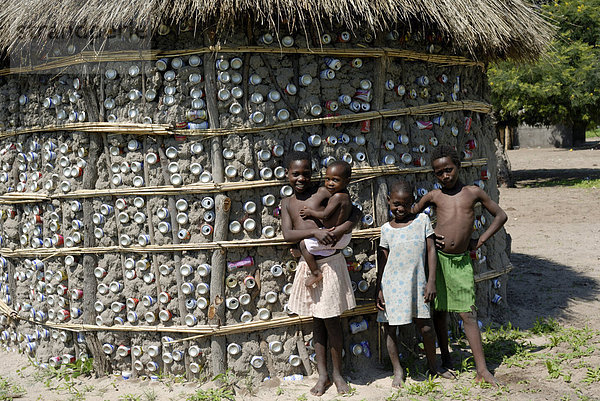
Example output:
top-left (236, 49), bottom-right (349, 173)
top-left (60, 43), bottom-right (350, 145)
top-left (506, 253), bottom-right (600, 330)
top-left (512, 168), bottom-right (600, 186)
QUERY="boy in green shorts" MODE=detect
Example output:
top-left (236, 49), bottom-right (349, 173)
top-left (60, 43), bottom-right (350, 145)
top-left (413, 145), bottom-right (508, 385)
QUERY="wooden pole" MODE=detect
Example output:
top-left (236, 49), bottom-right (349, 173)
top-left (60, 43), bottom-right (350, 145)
top-left (369, 49), bottom-right (389, 226)
top-left (504, 126), bottom-right (512, 151)
top-left (156, 139), bottom-right (190, 378)
top-left (204, 39), bottom-right (229, 378)
top-left (80, 72), bottom-right (112, 376)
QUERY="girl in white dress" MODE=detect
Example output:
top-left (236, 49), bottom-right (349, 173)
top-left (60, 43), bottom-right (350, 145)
top-left (376, 180), bottom-right (453, 387)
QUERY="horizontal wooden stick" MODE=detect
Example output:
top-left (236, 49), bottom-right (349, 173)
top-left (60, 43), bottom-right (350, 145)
top-left (0, 159), bottom-right (488, 204)
top-left (0, 264), bottom-right (513, 338)
top-left (0, 101), bottom-right (492, 140)
top-left (0, 46), bottom-right (483, 76)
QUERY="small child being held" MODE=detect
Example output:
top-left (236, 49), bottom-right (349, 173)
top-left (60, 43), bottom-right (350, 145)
top-left (413, 145), bottom-right (508, 386)
top-left (376, 180), bottom-right (453, 387)
top-left (298, 161), bottom-right (353, 287)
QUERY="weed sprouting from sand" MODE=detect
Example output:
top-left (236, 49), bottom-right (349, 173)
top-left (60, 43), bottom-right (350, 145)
top-left (387, 376), bottom-right (440, 397)
top-left (185, 388), bottom-right (235, 401)
top-left (296, 394), bottom-right (307, 401)
top-left (583, 367), bottom-right (600, 383)
top-left (342, 384), bottom-right (357, 397)
top-left (0, 376), bottom-right (26, 399)
top-left (275, 386), bottom-right (284, 396)
top-left (532, 317), bottom-right (560, 334)
top-left (118, 394), bottom-right (142, 401)
top-left (143, 389), bottom-right (158, 401)
top-left (545, 358), bottom-right (564, 380)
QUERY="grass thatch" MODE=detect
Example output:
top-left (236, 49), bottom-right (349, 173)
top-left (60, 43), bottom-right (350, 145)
top-left (0, 0), bottom-right (553, 61)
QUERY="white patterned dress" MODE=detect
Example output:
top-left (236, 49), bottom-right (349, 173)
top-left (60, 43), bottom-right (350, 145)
top-left (377, 213), bottom-right (434, 325)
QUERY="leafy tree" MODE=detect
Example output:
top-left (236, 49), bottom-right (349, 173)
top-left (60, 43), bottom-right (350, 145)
top-left (488, 0), bottom-right (600, 142)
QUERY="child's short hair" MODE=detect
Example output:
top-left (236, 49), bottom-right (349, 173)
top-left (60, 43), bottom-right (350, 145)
top-left (327, 160), bottom-right (352, 179)
top-left (431, 145), bottom-right (460, 167)
top-left (285, 151), bottom-right (311, 168)
top-left (389, 179), bottom-right (413, 196)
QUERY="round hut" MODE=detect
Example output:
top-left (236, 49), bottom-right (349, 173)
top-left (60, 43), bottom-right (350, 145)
top-left (0, 0), bottom-right (551, 381)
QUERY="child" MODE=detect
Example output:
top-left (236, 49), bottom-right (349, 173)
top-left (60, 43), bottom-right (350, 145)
top-left (298, 161), bottom-right (353, 287)
top-left (376, 180), bottom-right (453, 387)
top-left (413, 145), bottom-right (508, 385)
top-left (282, 152), bottom-right (359, 396)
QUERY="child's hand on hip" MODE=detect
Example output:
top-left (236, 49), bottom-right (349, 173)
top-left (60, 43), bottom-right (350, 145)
top-left (376, 290), bottom-right (386, 311)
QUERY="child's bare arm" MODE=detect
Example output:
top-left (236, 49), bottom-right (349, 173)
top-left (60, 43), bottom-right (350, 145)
top-left (301, 193), bottom-right (343, 220)
top-left (328, 204), bottom-right (361, 242)
top-left (424, 235), bottom-right (437, 303)
top-left (376, 246), bottom-right (389, 311)
top-left (473, 187), bottom-right (508, 249)
top-left (411, 191), bottom-right (434, 214)
top-left (281, 197), bottom-right (336, 244)
top-left (298, 187), bottom-right (331, 219)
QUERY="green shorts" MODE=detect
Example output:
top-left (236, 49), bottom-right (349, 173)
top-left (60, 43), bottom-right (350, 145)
top-left (434, 251), bottom-right (475, 313)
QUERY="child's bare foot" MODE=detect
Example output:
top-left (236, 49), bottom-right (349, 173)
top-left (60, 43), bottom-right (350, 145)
top-left (305, 271), bottom-right (323, 287)
top-left (475, 370), bottom-right (501, 387)
top-left (392, 368), bottom-right (405, 388)
top-left (426, 367), bottom-right (456, 380)
top-left (332, 373), bottom-right (350, 394)
top-left (310, 375), bottom-right (331, 396)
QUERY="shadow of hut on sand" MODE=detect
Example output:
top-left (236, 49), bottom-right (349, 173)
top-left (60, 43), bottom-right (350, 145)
top-left (506, 253), bottom-right (599, 331)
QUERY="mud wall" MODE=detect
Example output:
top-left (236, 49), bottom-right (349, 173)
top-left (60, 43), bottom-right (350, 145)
top-left (0, 26), bottom-right (509, 381)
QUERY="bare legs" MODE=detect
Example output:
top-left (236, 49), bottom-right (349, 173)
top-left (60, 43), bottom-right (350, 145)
top-left (383, 319), bottom-right (454, 388)
top-left (310, 317), bottom-right (350, 396)
top-left (459, 310), bottom-right (498, 385)
top-left (300, 240), bottom-right (323, 287)
top-left (434, 309), bottom-right (498, 386)
top-left (310, 318), bottom-right (330, 396)
top-left (433, 310), bottom-right (453, 369)
top-left (382, 324), bottom-right (405, 387)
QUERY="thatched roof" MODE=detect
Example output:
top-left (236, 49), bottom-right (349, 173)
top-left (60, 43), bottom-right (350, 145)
top-left (0, 0), bottom-right (553, 60)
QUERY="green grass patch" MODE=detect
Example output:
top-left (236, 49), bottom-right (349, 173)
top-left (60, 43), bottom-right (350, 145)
top-left (0, 376), bottom-right (26, 400)
top-left (523, 178), bottom-right (600, 189)
top-left (532, 317), bottom-right (560, 335)
top-left (185, 388), bottom-right (235, 401)
top-left (586, 127), bottom-right (600, 139)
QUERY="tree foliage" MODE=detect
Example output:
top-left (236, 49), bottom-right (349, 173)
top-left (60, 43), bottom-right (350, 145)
top-left (488, 0), bottom-right (600, 130)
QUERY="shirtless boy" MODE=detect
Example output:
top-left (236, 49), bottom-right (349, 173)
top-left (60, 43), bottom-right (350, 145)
top-left (298, 161), bottom-right (353, 287)
top-left (282, 152), bottom-right (359, 396)
top-left (413, 145), bottom-right (508, 385)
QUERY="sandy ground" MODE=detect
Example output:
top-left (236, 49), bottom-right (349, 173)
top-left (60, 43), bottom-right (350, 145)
top-left (0, 142), bottom-right (599, 401)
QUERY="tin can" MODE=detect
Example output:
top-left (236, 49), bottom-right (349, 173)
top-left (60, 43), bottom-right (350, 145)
top-left (338, 31), bottom-right (351, 42)
top-left (465, 117), bottom-right (472, 133)
top-left (250, 356), bottom-right (265, 369)
top-left (285, 83), bottom-right (297, 95)
top-left (320, 69), bottom-right (335, 80)
top-left (201, 223), bottom-right (213, 236)
top-left (324, 100), bottom-right (339, 112)
top-left (388, 120), bottom-right (402, 131)
top-left (481, 168), bottom-right (489, 180)
top-left (465, 139), bottom-right (477, 150)
top-left (432, 115), bottom-right (445, 126)
top-left (349, 101), bottom-right (361, 112)
top-left (324, 57), bottom-right (342, 71)
top-left (350, 319), bottom-right (368, 334)
top-left (299, 74), bottom-right (312, 86)
top-left (491, 294), bottom-right (502, 304)
top-left (382, 155), bottom-right (395, 165)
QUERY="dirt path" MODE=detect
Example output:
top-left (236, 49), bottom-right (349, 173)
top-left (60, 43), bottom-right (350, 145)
top-left (501, 145), bottom-right (600, 331)
top-left (0, 145), bottom-right (598, 401)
